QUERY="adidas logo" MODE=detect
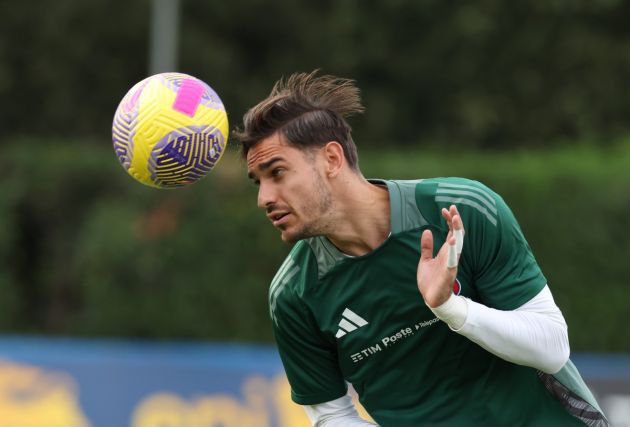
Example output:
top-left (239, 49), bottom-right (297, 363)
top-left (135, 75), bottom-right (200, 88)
top-left (335, 308), bottom-right (369, 338)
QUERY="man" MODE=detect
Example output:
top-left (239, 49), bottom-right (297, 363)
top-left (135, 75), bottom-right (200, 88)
top-left (235, 71), bottom-right (608, 426)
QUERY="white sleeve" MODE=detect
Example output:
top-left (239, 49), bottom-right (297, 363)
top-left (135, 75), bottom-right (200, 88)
top-left (304, 394), bottom-right (379, 427)
top-left (430, 284), bottom-right (570, 374)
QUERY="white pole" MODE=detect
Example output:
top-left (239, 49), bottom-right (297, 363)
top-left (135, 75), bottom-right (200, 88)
top-left (149, 0), bottom-right (180, 75)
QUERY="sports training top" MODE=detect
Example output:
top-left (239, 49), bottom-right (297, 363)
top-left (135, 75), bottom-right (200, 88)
top-left (269, 178), bottom-right (605, 427)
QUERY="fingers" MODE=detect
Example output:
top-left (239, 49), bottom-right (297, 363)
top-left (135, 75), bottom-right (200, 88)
top-left (449, 204), bottom-right (459, 219)
top-left (442, 205), bottom-right (464, 268)
top-left (420, 229), bottom-right (434, 262)
top-left (442, 205), bottom-right (464, 255)
top-left (422, 204), bottom-right (465, 269)
top-left (447, 234), bottom-right (458, 268)
top-left (441, 207), bottom-right (452, 228)
top-left (441, 205), bottom-right (458, 232)
top-left (452, 214), bottom-right (464, 255)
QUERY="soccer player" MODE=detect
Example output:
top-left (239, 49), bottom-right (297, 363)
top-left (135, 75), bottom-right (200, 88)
top-left (235, 71), bottom-right (609, 426)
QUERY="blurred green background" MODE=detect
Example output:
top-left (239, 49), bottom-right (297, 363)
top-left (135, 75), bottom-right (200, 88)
top-left (0, 0), bottom-right (629, 351)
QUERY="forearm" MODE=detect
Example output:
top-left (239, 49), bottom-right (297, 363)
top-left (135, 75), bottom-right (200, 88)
top-left (304, 394), bottom-right (378, 427)
top-left (430, 285), bottom-right (570, 374)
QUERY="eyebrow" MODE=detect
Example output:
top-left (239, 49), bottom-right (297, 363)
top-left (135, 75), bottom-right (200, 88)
top-left (247, 156), bottom-right (284, 180)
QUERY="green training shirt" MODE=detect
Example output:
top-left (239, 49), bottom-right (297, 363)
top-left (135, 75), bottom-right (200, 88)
top-left (269, 178), bottom-right (606, 427)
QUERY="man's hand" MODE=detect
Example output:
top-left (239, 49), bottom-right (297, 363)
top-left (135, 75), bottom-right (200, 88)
top-left (417, 205), bottom-right (465, 308)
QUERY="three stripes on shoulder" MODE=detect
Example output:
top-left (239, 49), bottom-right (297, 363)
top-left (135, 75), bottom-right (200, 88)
top-left (435, 182), bottom-right (498, 226)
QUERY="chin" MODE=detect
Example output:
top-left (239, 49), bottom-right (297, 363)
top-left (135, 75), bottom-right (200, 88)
top-left (279, 225), bottom-right (309, 245)
top-left (280, 231), bottom-right (300, 245)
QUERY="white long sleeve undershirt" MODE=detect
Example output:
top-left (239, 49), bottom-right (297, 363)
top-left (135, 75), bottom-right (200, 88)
top-left (304, 284), bottom-right (569, 426)
top-left (304, 394), bottom-right (378, 427)
top-left (430, 284), bottom-right (570, 374)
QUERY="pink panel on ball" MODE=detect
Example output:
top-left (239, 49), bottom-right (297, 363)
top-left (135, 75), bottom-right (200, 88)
top-left (172, 78), bottom-right (205, 117)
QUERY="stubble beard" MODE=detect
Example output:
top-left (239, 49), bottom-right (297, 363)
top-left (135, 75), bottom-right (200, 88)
top-left (281, 170), bottom-right (334, 244)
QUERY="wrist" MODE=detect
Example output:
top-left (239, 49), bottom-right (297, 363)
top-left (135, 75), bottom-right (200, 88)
top-left (424, 288), bottom-right (452, 309)
top-left (427, 293), bottom-right (468, 330)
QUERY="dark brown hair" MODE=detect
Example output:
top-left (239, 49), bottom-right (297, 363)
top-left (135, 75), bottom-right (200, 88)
top-left (233, 70), bottom-right (365, 170)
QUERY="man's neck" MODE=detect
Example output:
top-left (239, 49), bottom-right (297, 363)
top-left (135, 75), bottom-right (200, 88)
top-left (326, 176), bottom-right (390, 257)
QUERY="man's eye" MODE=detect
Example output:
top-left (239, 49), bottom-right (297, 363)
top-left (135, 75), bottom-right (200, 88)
top-left (271, 168), bottom-right (284, 178)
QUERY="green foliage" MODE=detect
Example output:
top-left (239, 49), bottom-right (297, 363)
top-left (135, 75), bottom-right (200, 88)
top-left (0, 140), bottom-right (284, 342)
top-left (0, 139), bottom-right (628, 351)
top-left (2, 1), bottom-right (630, 147)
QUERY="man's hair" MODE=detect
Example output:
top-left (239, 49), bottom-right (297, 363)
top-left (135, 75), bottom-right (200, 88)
top-left (233, 70), bottom-right (365, 170)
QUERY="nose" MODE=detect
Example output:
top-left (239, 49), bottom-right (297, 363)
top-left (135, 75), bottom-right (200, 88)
top-left (257, 181), bottom-right (276, 209)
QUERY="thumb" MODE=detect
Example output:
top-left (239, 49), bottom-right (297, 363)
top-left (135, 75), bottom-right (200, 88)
top-left (420, 229), bottom-right (434, 262)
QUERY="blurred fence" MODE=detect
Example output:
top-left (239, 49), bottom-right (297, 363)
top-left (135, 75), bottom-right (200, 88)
top-left (0, 336), bottom-right (628, 427)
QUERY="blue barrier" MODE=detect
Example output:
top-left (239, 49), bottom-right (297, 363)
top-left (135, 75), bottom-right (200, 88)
top-left (0, 336), bottom-right (627, 427)
top-left (0, 336), bottom-right (293, 427)
top-left (573, 352), bottom-right (630, 380)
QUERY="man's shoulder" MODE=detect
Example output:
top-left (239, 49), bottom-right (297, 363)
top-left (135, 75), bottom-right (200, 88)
top-left (268, 240), bottom-right (321, 323)
top-left (389, 177), bottom-right (492, 197)
top-left (268, 235), bottom-right (355, 324)
top-left (269, 235), bottom-right (347, 289)
top-left (269, 241), bottom-right (313, 294)
top-left (389, 177), bottom-right (503, 227)
top-left (377, 177), bottom-right (497, 232)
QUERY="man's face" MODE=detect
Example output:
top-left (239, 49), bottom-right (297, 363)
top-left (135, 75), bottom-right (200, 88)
top-left (247, 133), bottom-right (333, 244)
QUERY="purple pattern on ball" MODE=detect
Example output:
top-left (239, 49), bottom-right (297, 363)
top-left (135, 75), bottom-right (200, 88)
top-left (199, 81), bottom-right (225, 110)
top-left (148, 125), bottom-right (226, 187)
top-left (112, 81), bottom-right (146, 170)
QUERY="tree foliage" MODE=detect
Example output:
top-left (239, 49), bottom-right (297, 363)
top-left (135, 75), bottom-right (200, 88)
top-left (2, 1), bottom-right (630, 147)
top-left (0, 140), bottom-right (629, 351)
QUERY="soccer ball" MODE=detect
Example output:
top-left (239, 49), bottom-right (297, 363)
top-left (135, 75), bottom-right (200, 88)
top-left (112, 72), bottom-right (229, 188)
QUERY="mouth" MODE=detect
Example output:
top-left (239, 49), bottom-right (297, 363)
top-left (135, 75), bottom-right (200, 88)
top-left (269, 212), bottom-right (291, 227)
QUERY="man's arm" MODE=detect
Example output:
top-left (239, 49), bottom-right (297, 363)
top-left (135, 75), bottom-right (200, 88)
top-left (431, 284), bottom-right (569, 373)
top-left (418, 204), bottom-right (569, 374)
top-left (304, 394), bottom-right (378, 427)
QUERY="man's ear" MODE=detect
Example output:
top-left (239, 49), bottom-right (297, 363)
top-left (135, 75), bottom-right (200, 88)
top-left (322, 141), bottom-right (345, 178)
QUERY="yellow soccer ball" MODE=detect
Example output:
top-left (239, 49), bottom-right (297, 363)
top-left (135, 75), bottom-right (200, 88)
top-left (112, 72), bottom-right (229, 188)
